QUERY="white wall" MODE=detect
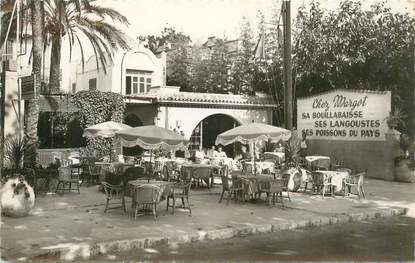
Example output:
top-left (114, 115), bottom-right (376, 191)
top-left (75, 44), bottom-right (164, 95)
top-left (119, 47), bottom-right (164, 95)
top-left (4, 71), bottom-right (24, 138)
top-left (7, 39), bottom-right (75, 93)
top-left (157, 106), bottom-right (271, 139)
top-left (75, 55), bottom-right (114, 92)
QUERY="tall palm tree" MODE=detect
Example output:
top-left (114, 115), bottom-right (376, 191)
top-left (44, 0), bottom-right (130, 92)
top-left (24, 0), bottom-right (43, 167)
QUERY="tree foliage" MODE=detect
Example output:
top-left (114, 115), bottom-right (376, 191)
top-left (230, 17), bottom-right (255, 95)
top-left (145, 27), bottom-right (191, 53)
top-left (144, 27), bottom-right (192, 91)
top-left (44, 0), bottom-right (130, 92)
top-left (294, 0), bottom-right (415, 134)
top-left (70, 90), bottom-right (125, 158)
top-left (190, 38), bottom-right (232, 94)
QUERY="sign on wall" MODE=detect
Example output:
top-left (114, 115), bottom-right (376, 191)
top-left (297, 90), bottom-right (391, 141)
top-left (21, 74), bottom-right (35, 100)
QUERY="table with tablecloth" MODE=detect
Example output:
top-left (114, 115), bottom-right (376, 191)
top-left (209, 157), bottom-right (233, 167)
top-left (181, 163), bottom-right (223, 186)
top-left (128, 179), bottom-right (175, 204)
top-left (315, 170), bottom-right (350, 192)
top-left (233, 173), bottom-right (276, 200)
top-left (263, 152), bottom-right (285, 163)
top-left (305, 156), bottom-right (331, 170)
top-left (242, 161), bottom-right (276, 174)
top-left (94, 162), bottom-right (135, 182)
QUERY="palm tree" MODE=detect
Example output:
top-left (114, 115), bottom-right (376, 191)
top-left (44, 0), bottom-right (130, 92)
top-left (2, 0), bottom-right (129, 166)
top-left (22, 0), bottom-right (43, 167)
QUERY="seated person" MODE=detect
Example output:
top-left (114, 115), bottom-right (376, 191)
top-left (274, 142), bottom-right (285, 153)
top-left (214, 146), bottom-right (227, 158)
top-left (194, 149), bottom-right (207, 164)
top-left (207, 145), bottom-right (218, 158)
top-left (234, 145), bottom-right (250, 162)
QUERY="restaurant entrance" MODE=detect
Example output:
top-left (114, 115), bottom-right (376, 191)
top-left (189, 114), bottom-right (240, 157)
top-left (123, 114), bottom-right (144, 156)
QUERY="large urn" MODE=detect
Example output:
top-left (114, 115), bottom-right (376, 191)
top-left (0, 176), bottom-right (35, 217)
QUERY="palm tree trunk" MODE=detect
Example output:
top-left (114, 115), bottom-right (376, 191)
top-left (24, 0), bottom-right (43, 167)
top-left (49, 36), bottom-right (61, 93)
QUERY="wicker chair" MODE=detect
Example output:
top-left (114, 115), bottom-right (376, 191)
top-left (280, 172), bottom-right (292, 202)
top-left (192, 166), bottom-right (212, 189)
top-left (55, 167), bottom-right (80, 195)
top-left (311, 171), bottom-right (333, 197)
top-left (343, 171), bottom-right (366, 198)
top-left (300, 169), bottom-right (312, 193)
top-left (180, 166), bottom-right (193, 182)
top-left (166, 180), bottom-right (192, 215)
top-left (161, 163), bottom-right (180, 182)
top-left (134, 184), bottom-right (159, 220)
top-left (102, 181), bottom-right (126, 213)
top-left (262, 179), bottom-right (284, 207)
top-left (124, 166), bottom-right (146, 182)
top-left (134, 185), bottom-right (160, 221)
top-left (330, 159), bottom-right (340, 170)
top-left (219, 168), bottom-right (243, 205)
top-left (82, 164), bottom-right (101, 187)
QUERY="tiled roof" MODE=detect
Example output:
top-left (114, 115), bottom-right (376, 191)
top-left (125, 91), bottom-right (277, 108)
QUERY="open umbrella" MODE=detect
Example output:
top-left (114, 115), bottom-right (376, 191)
top-left (215, 122), bottom-right (291, 175)
top-left (83, 121), bottom-right (132, 138)
top-left (115, 125), bottom-right (189, 178)
top-left (83, 121), bottom-right (132, 161)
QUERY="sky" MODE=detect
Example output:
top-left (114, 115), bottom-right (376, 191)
top-left (97, 0), bottom-right (415, 44)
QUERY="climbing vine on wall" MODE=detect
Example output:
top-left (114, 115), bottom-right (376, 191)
top-left (71, 91), bottom-right (125, 158)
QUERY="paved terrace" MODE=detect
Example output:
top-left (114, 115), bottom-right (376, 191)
top-left (1, 178), bottom-right (414, 261)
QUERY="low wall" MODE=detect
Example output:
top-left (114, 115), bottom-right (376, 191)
top-left (37, 148), bottom-right (81, 167)
top-left (307, 130), bottom-right (398, 181)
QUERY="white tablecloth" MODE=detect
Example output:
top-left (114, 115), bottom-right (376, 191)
top-left (243, 161), bottom-right (275, 174)
top-left (305, 156), bottom-right (330, 162)
top-left (264, 152), bottom-right (285, 159)
top-left (316, 170), bottom-right (349, 190)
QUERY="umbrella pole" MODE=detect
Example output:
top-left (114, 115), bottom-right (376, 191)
top-left (109, 139), bottom-right (112, 162)
top-left (149, 149), bottom-right (152, 182)
top-left (253, 142), bottom-right (257, 176)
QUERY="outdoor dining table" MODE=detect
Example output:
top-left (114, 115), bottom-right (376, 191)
top-left (305, 155), bottom-right (331, 170)
top-left (233, 173), bottom-right (275, 200)
top-left (94, 162), bottom-right (135, 181)
top-left (243, 161), bottom-right (275, 174)
top-left (315, 170), bottom-right (350, 193)
top-left (95, 162), bottom-right (134, 171)
top-left (181, 163), bottom-right (222, 186)
top-left (263, 152), bottom-right (285, 163)
top-left (128, 179), bottom-right (175, 205)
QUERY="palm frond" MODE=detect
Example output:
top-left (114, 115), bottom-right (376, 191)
top-left (78, 26), bottom-right (107, 74)
top-left (86, 4), bottom-right (130, 25)
top-left (41, 0), bottom-right (129, 78)
top-left (78, 17), bottom-right (129, 50)
top-left (74, 34), bottom-right (85, 72)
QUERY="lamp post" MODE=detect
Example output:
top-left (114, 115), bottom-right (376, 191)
top-left (283, 0), bottom-right (293, 131)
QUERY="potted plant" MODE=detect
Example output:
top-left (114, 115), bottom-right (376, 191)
top-left (1, 136), bottom-right (36, 217)
top-left (281, 138), bottom-right (304, 192)
top-left (385, 107), bottom-right (408, 130)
